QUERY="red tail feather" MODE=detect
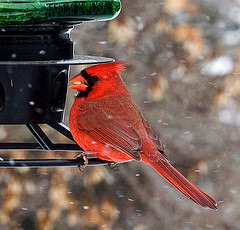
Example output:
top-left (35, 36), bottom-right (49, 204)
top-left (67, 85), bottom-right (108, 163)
top-left (146, 157), bottom-right (217, 209)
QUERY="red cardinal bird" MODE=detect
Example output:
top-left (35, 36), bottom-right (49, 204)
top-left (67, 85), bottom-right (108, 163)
top-left (69, 62), bottom-right (217, 209)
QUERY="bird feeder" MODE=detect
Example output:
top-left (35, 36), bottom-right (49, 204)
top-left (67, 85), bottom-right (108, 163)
top-left (0, 0), bottom-right (121, 168)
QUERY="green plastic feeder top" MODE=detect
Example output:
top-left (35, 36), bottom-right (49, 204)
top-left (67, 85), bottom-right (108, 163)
top-left (0, 0), bottom-right (121, 25)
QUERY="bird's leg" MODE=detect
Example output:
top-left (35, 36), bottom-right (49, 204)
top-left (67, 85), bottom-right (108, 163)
top-left (108, 162), bottom-right (118, 169)
top-left (75, 151), bottom-right (100, 172)
top-left (75, 151), bottom-right (90, 172)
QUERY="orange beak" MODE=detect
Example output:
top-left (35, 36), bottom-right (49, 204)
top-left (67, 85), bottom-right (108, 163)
top-left (69, 74), bottom-right (89, 91)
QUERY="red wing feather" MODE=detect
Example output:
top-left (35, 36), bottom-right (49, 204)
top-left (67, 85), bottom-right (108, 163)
top-left (86, 119), bottom-right (142, 161)
top-left (75, 97), bottom-right (142, 161)
top-left (142, 119), bottom-right (164, 152)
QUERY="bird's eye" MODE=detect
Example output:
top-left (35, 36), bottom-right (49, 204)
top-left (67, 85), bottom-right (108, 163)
top-left (91, 76), bottom-right (99, 84)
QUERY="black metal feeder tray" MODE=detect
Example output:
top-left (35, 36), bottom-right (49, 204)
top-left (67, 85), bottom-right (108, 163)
top-left (0, 24), bottom-right (114, 168)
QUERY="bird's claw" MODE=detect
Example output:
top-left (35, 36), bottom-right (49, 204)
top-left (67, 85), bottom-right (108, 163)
top-left (108, 162), bottom-right (117, 169)
top-left (75, 152), bottom-right (89, 172)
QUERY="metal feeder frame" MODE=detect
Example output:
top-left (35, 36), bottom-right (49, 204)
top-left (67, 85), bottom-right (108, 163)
top-left (0, 24), bottom-right (114, 168)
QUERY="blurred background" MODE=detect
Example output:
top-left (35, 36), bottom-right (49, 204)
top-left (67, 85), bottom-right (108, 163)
top-left (1, 0), bottom-right (240, 229)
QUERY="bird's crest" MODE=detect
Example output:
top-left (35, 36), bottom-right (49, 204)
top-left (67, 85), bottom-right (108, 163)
top-left (85, 62), bottom-right (128, 78)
